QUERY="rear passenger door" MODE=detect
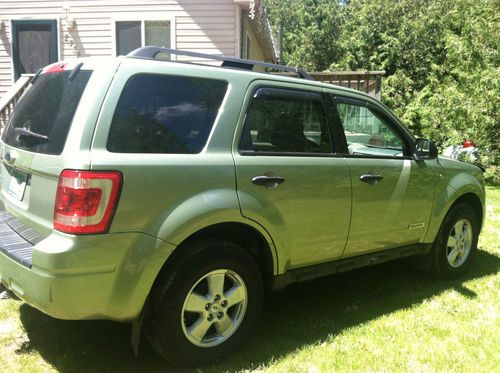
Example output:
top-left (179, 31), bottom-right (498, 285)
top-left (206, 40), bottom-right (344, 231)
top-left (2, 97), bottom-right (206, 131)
top-left (233, 82), bottom-right (351, 271)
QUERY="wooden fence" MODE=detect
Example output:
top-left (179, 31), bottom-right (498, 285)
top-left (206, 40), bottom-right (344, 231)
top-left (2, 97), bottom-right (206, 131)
top-left (310, 71), bottom-right (385, 98)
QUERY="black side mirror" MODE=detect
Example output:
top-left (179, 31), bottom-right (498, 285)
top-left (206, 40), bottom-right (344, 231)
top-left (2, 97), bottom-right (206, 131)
top-left (414, 139), bottom-right (438, 161)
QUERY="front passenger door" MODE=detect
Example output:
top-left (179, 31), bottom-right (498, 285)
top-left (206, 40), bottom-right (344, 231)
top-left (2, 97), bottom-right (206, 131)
top-left (333, 96), bottom-right (435, 258)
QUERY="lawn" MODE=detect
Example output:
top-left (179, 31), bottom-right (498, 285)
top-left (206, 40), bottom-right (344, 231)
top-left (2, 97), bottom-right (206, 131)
top-left (1, 186), bottom-right (499, 372)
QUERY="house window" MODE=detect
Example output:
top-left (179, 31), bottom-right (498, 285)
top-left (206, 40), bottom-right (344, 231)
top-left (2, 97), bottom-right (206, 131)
top-left (242, 33), bottom-right (252, 59)
top-left (115, 20), bottom-right (171, 56)
top-left (245, 34), bottom-right (251, 59)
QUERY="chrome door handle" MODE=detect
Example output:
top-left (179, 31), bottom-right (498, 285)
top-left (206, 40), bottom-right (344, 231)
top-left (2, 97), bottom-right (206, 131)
top-left (359, 174), bottom-right (383, 184)
top-left (252, 175), bottom-right (285, 189)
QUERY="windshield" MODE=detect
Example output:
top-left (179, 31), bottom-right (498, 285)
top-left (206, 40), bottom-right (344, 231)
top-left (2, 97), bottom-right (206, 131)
top-left (2, 70), bottom-right (92, 154)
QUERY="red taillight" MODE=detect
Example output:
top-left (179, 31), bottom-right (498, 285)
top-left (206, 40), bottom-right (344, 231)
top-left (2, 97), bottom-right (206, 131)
top-left (54, 170), bottom-right (122, 234)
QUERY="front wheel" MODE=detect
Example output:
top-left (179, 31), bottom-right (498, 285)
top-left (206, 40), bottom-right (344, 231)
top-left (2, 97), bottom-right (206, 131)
top-left (144, 239), bottom-right (263, 366)
top-left (430, 203), bottom-right (480, 278)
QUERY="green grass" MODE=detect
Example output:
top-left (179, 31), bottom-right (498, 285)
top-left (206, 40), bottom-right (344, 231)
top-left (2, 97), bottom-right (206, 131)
top-left (1, 186), bottom-right (499, 372)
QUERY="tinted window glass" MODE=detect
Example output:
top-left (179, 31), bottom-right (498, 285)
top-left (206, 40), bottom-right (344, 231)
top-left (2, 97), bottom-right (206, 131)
top-left (108, 74), bottom-right (227, 154)
top-left (337, 103), bottom-right (405, 157)
top-left (240, 88), bottom-right (331, 154)
top-left (3, 70), bottom-right (92, 155)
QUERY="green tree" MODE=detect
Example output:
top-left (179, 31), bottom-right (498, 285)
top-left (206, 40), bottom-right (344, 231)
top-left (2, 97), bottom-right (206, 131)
top-left (265, 0), bottom-right (499, 169)
top-left (265, 0), bottom-right (345, 71)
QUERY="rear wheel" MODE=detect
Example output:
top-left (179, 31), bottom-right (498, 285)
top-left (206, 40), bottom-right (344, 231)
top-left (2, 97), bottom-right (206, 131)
top-left (429, 203), bottom-right (479, 278)
top-left (145, 239), bottom-right (263, 366)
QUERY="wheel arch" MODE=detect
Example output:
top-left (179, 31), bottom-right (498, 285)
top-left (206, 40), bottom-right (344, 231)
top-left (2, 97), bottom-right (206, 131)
top-left (150, 222), bottom-right (277, 296)
top-left (425, 184), bottom-right (485, 243)
top-left (451, 192), bottom-right (484, 230)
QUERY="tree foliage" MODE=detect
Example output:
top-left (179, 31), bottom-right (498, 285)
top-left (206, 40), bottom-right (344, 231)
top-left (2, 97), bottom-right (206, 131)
top-left (265, 0), bottom-right (500, 169)
top-left (265, 0), bottom-right (345, 71)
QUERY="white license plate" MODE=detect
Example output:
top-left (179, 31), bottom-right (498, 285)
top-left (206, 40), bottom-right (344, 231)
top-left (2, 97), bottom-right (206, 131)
top-left (7, 170), bottom-right (27, 201)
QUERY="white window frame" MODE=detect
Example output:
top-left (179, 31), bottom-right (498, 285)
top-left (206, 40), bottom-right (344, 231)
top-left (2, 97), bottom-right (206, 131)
top-left (112, 16), bottom-right (176, 58)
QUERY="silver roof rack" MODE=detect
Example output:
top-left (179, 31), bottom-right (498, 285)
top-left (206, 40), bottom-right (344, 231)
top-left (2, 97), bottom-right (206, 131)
top-left (126, 46), bottom-right (314, 80)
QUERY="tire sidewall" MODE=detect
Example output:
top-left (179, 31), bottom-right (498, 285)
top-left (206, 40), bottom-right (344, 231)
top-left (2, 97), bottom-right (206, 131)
top-left (433, 204), bottom-right (479, 278)
top-left (146, 240), bottom-right (263, 366)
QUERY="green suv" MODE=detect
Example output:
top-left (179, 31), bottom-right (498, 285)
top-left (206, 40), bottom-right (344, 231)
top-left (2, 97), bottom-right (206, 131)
top-left (0, 47), bottom-right (485, 365)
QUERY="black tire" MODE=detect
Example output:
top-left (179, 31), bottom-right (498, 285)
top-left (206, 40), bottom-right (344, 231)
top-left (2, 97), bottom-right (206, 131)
top-left (429, 203), bottom-right (480, 278)
top-left (144, 239), bottom-right (263, 366)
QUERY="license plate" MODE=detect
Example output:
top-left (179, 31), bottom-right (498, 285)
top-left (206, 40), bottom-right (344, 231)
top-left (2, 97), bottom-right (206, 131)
top-left (7, 169), bottom-right (27, 201)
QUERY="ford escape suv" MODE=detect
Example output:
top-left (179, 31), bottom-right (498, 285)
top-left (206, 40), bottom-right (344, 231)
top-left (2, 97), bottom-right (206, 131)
top-left (0, 47), bottom-right (485, 365)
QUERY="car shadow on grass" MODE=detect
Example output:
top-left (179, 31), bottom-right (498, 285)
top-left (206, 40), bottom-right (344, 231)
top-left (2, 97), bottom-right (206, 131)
top-left (17, 248), bottom-right (499, 372)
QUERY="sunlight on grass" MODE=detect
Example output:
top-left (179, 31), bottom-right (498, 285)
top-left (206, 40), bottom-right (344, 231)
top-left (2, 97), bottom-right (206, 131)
top-left (0, 186), bottom-right (498, 372)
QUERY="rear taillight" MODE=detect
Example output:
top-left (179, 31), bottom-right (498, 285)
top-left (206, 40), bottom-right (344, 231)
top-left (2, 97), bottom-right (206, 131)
top-left (54, 170), bottom-right (122, 234)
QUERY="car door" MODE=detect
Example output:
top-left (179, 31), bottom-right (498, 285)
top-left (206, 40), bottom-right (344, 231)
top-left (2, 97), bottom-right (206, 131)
top-left (329, 95), bottom-right (435, 258)
top-left (233, 82), bottom-right (351, 271)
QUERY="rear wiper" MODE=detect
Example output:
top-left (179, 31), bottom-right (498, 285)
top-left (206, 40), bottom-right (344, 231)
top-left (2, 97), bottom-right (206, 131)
top-left (30, 69), bottom-right (43, 85)
top-left (15, 127), bottom-right (49, 143)
top-left (68, 62), bottom-right (84, 81)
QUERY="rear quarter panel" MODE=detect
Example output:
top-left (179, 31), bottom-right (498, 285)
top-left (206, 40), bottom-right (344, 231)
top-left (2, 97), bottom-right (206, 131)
top-left (89, 59), bottom-right (256, 243)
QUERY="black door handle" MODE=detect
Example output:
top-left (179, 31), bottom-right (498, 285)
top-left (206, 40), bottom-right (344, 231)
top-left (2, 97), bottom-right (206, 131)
top-left (359, 174), bottom-right (383, 184)
top-left (252, 175), bottom-right (285, 188)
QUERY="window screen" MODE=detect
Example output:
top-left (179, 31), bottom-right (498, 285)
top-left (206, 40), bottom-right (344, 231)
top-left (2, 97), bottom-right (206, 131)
top-left (116, 21), bottom-right (171, 56)
top-left (116, 21), bottom-right (141, 56)
top-left (145, 21), bottom-right (170, 47)
top-left (240, 88), bottom-right (332, 154)
top-left (107, 74), bottom-right (227, 154)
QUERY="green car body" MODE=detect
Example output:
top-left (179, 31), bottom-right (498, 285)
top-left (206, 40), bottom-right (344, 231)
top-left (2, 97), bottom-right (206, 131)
top-left (0, 49), bottom-right (485, 364)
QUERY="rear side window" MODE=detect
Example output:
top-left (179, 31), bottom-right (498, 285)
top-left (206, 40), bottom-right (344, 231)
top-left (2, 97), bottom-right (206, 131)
top-left (3, 70), bottom-right (92, 155)
top-left (107, 74), bottom-right (228, 154)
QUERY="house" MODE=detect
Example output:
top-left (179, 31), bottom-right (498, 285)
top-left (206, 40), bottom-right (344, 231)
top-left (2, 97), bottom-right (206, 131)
top-left (0, 0), bottom-right (276, 99)
top-left (0, 0), bottom-right (384, 127)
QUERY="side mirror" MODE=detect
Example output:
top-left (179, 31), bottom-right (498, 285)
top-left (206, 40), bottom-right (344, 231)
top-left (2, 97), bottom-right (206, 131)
top-left (414, 139), bottom-right (438, 161)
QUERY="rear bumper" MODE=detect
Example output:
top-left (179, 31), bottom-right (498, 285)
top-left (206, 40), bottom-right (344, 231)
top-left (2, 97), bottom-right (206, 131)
top-left (0, 218), bottom-right (175, 321)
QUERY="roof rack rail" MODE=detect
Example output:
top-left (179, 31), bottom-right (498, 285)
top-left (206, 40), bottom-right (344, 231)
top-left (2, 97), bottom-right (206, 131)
top-left (126, 46), bottom-right (314, 80)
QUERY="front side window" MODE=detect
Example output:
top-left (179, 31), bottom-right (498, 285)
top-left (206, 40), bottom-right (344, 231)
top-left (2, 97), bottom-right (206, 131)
top-left (116, 20), bottom-right (171, 56)
top-left (240, 88), bottom-right (332, 154)
top-left (337, 102), bottom-right (405, 157)
top-left (108, 74), bottom-right (227, 154)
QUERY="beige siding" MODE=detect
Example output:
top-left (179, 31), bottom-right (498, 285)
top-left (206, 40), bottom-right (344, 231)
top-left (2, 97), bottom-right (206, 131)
top-left (0, 0), bottom-right (244, 98)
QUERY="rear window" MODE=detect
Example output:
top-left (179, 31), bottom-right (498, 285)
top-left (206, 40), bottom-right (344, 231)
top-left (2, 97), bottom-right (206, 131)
top-left (107, 74), bottom-right (228, 154)
top-left (2, 70), bottom-right (92, 155)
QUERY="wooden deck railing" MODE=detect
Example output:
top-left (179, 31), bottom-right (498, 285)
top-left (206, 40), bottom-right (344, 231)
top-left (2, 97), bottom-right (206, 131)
top-left (277, 70), bottom-right (385, 97)
top-left (309, 71), bottom-right (385, 98)
top-left (0, 74), bottom-right (34, 131)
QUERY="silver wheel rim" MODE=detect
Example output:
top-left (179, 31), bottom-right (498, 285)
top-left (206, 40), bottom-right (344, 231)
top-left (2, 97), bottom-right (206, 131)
top-left (446, 218), bottom-right (473, 268)
top-left (181, 269), bottom-right (248, 348)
